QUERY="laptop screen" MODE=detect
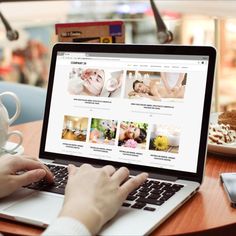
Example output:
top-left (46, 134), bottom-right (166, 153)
top-left (44, 48), bottom-right (210, 174)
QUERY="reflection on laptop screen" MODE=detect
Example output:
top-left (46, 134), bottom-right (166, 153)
top-left (45, 51), bottom-right (209, 174)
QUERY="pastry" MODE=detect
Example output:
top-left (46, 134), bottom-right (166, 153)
top-left (218, 110), bottom-right (236, 130)
top-left (208, 123), bottom-right (236, 144)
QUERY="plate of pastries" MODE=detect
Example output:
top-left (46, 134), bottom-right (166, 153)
top-left (208, 110), bottom-right (236, 156)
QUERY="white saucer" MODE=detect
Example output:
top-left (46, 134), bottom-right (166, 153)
top-left (0, 141), bottom-right (24, 157)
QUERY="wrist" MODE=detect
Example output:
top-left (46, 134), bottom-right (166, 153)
top-left (59, 203), bottom-right (103, 235)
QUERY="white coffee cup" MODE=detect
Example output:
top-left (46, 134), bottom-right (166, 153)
top-left (0, 92), bottom-right (23, 155)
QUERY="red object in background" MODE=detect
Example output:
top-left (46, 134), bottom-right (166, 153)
top-left (146, 7), bottom-right (181, 19)
top-left (0, 39), bottom-right (49, 86)
top-left (55, 20), bottom-right (125, 43)
top-left (0, 66), bottom-right (12, 75)
top-left (12, 55), bottom-right (25, 67)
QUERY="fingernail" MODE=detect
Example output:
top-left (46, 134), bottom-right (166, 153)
top-left (143, 172), bottom-right (149, 178)
top-left (68, 164), bottom-right (73, 172)
top-left (68, 164), bottom-right (74, 174)
top-left (36, 169), bottom-right (46, 179)
top-left (68, 164), bottom-right (77, 175)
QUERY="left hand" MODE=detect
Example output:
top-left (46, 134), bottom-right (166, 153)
top-left (0, 155), bottom-right (53, 198)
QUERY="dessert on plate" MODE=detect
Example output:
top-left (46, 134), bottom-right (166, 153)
top-left (218, 110), bottom-right (236, 130)
top-left (208, 110), bottom-right (236, 145)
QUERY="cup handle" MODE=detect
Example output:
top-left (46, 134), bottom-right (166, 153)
top-left (0, 92), bottom-right (21, 125)
top-left (4, 131), bottom-right (23, 154)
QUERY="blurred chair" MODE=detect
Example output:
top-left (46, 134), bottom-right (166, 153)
top-left (0, 81), bottom-right (46, 125)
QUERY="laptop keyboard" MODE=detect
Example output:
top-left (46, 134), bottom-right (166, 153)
top-left (124, 179), bottom-right (184, 211)
top-left (26, 164), bottom-right (68, 195)
top-left (26, 164), bottom-right (184, 212)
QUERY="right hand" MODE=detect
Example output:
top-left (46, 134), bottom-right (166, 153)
top-left (60, 164), bottom-right (148, 235)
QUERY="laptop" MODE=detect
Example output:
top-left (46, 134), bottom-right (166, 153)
top-left (0, 43), bottom-right (216, 235)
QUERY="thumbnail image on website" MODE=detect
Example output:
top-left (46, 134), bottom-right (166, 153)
top-left (68, 68), bottom-right (124, 98)
top-left (89, 118), bottom-right (117, 146)
top-left (62, 116), bottom-right (88, 142)
top-left (118, 121), bottom-right (148, 150)
top-left (149, 124), bottom-right (181, 154)
top-left (125, 70), bottom-right (187, 102)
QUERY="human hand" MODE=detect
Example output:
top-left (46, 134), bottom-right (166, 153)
top-left (128, 91), bottom-right (139, 97)
top-left (60, 164), bottom-right (148, 235)
top-left (120, 122), bottom-right (129, 130)
top-left (171, 86), bottom-right (181, 94)
top-left (113, 72), bottom-right (123, 90)
top-left (0, 155), bottom-right (53, 198)
top-left (139, 93), bottom-right (148, 97)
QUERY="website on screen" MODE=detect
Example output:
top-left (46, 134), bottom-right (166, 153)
top-left (45, 52), bottom-right (209, 173)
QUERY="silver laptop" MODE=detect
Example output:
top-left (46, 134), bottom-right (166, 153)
top-left (0, 43), bottom-right (216, 235)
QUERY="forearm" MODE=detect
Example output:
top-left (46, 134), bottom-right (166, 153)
top-left (160, 74), bottom-right (171, 92)
top-left (59, 202), bottom-right (102, 235)
top-left (174, 73), bottom-right (184, 87)
top-left (42, 217), bottom-right (91, 236)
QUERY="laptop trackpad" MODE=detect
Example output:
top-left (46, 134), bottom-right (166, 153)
top-left (3, 192), bottom-right (64, 226)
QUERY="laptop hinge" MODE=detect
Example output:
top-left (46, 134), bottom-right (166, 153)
top-left (53, 159), bottom-right (84, 167)
top-left (129, 169), bottom-right (178, 182)
top-left (53, 159), bottom-right (108, 169)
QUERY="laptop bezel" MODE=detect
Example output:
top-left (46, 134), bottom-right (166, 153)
top-left (39, 43), bottom-right (216, 184)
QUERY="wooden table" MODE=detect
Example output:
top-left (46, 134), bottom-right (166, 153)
top-left (1, 121), bottom-right (236, 235)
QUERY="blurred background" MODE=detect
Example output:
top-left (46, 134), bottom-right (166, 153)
top-left (0, 0), bottom-right (235, 112)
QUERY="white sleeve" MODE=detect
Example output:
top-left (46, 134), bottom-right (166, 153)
top-left (42, 217), bottom-right (91, 236)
